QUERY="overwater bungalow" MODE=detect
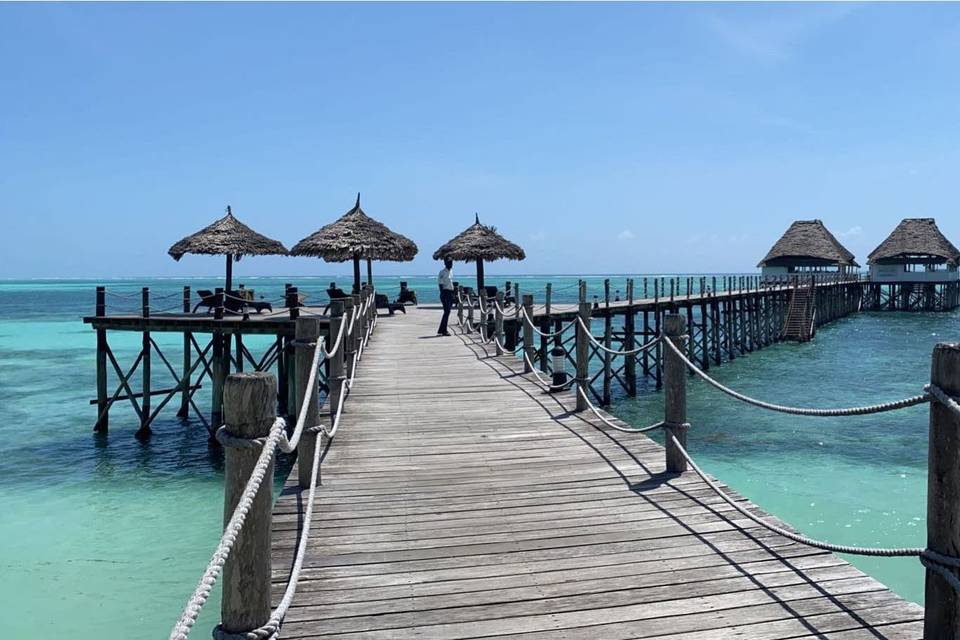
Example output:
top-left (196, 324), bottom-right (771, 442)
top-left (867, 218), bottom-right (960, 283)
top-left (757, 219), bottom-right (859, 278)
top-left (862, 217), bottom-right (960, 312)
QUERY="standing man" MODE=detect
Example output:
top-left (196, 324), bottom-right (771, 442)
top-left (437, 258), bottom-right (454, 336)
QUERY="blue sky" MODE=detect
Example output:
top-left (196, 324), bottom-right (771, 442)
top-left (3, 2), bottom-right (960, 278)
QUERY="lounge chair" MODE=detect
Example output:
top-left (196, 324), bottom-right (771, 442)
top-left (192, 290), bottom-right (217, 313)
top-left (397, 281), bottom-right (418, 306)
top-left (375, 293), bottom-right (406, 315)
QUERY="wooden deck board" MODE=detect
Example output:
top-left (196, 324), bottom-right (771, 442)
top-left (271, 307), bottom-right (921, 639)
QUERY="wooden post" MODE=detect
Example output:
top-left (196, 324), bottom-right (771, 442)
top-left (286, 287), bottom-right (300, 320)
top-left (137, 287), bottom-right (151, 438)
top-left (494, 292), bottom-right (505, 356)
top-left (575, 297), bottom-right (591, 411)
top-left (95, 287), bottom-right (109, 432)
top-left (624, 279), bottom-right (637, 396)
top-left (522, 294), bottom-right (535, 373)
top-left (294, 317), bottom-right (321, 489)
top-left (220, 372), bottom-right (275, 636)
top-left (540, 283), bottom-right (552, 373)
top-left (664, 314), bottom-right (688, 473)
top-left (455, 286), bottom-right (464, 327)
top-left (327, 301), bottom-right (346, 428)
top-left (343, 297), bottom-right (356, 382)
top-left (275, 336), bottom-right (287, 416)
top-left (178, 286), bottom-right (191, 418)
top-left (924, 342), bottom-right (960, 637)
top-left (602, 280), bottom-right (612, 405)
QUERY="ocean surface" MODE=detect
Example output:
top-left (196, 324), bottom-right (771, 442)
top-left (0, 275), bottom-right (950, 638)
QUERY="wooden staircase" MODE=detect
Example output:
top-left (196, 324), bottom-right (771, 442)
top-left (782, 283), bottom-right (816, 342)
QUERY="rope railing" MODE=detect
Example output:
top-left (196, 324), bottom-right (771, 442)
top-left (660, 336), bottom-right (931, 417)
top-left (519, 306), bottom-right (576, 338)
top-left (576, 386), bottom-right (665, 433)
top-left (576, 316), bottom-right (660, 356)
top-left (169, 291), bottom-right (376, 640)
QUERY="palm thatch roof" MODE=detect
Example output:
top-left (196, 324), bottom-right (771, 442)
top-left (290, 194), bottom-right (418, 262)
top-left (168, 206), bottom-right (288, 261)
top-left (758, 219), bottom-right (858, 268)
top-left (868, 218), bottom-right (960, 265)
top-left (432, 214), bottom-right (526, 262)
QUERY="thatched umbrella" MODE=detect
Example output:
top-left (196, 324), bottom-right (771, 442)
top-left (290, 194), bottom-right (418, 293)
top-left (433, 214), bottom-right (526, 291)
top-left (168, 206), bottom-right (288, 291)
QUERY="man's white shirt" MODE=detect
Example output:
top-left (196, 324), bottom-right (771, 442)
top-left (438, 268), bottom-right (454, 291)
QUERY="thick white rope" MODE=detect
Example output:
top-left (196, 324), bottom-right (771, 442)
top-left (576, 316), bottom-right (661, 356)
top-left (926, 383), bottom-right (960, 421)
top-left (170, 297), bottom-right (376, 640)
top-left (519, 306), bottom-right (576, 338)
top-left (169, 416), bottom-right (288, 640)
top-left (520, 350), bottom-right (576, 391)
top-left (576, 386), bottom-right (666, 433)
top-left (661, 337), bottom-right (931, 417)
top-left (667, 433), bottom-right (926, 558)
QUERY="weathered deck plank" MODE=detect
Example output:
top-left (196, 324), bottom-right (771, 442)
top-left (271, 308), bottom-right (922, 639)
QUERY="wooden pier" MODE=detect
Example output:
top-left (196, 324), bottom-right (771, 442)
top-left (265, 308), bottom-right (924, 639)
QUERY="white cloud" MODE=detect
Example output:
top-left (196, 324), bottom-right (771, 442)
top-left (838, 226), bottom-right (863, 239)
top-left (617, 230), bottom-right (635, 241)
top-left (701, 5), bottom-right (859, 63)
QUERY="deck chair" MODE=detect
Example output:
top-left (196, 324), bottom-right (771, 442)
top-left (397, 281), bottom-right (418, 305)
top-left (375, 293), bottom-right (406, 315)
top-left (192, 290), bottom-right (217, 313)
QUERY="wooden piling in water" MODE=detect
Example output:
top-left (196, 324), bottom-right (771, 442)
top-left (624, 279), bottom-right (637, 396)
top-left (178, 286), bottom-right (191, 419)
top-left (602, 279), bottom-right (612, 405)
top-left (540, 284), bottom-right (552, 374)
top-left (95, 286), bottom-right (109, 433)
top-left (137, 287), bottom-right (151, 438)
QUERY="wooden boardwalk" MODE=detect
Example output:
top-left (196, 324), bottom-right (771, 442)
top-left (270, 308), bottom-right (923, 639)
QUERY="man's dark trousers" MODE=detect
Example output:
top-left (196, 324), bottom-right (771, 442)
top-left (438, 289), bottom-right (453, 334)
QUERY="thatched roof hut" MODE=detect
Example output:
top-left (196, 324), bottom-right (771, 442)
top-left (867, 218), bottom-right (960, 266)
top-left (168, 206), bottom-right (288, 291)
top-left (433, 214), bottom-right (525, 290)
top-left (290, 194), bottom-right (418, 292)
top-left (758, 220), bottom-right (858, 272)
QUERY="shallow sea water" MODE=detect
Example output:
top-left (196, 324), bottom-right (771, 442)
top-left (0, 276), bottom-right (951, 636)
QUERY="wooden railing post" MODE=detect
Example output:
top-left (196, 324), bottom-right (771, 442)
top-left (95, 286), bottom-right (109, 432)
top-left (664, 314), bottom-right (688, 473)
top-left (138, 287), bottom-right (152, 438)
top-left (327, 301), bottom-right (346, 428)
top-left (455, 285), bottom-right (464, 327)
top-left (478, 289), bottom-right (488, 338)
top-left (286, 287), bottom-right (300, 320)
top-left (343, 296), bottom-right (356, 382)
top-left (540, 284), bottom-right (552, 374)
top-left (494, 292), bottom-right (505, 356)
top-left (925, 342), bottom-right (960, 637)
top-left (294, 317), bottom-right (321, 489)
top-left (575, 283), bottom-right (591, 412)
top-left (522, 294), bottom-right (535, 373)
top-left (220, 372), bottom-right (275, 636)
top-left (178, 286), bottom-right (192, 418)
top-left (624, 279), bottom-right (637, 396)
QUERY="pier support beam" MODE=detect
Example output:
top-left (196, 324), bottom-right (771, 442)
top-left (178, 286), bottom-right (191, 418)
top-left (664, 314), bottom-right (688, 473)
top-left (925, 342), bottom-right (960, 637)
top-left (522, 295), bottom-right (535, 373)
top-left (137, 287), bottom-right (152, 439)
top-left (219, 372), bottom-right (275, 636)
top-left (95, 286), bottom-right (109, 433)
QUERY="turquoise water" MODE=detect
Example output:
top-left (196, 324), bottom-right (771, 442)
top-left (0, 276), bottom-right (950, 637)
